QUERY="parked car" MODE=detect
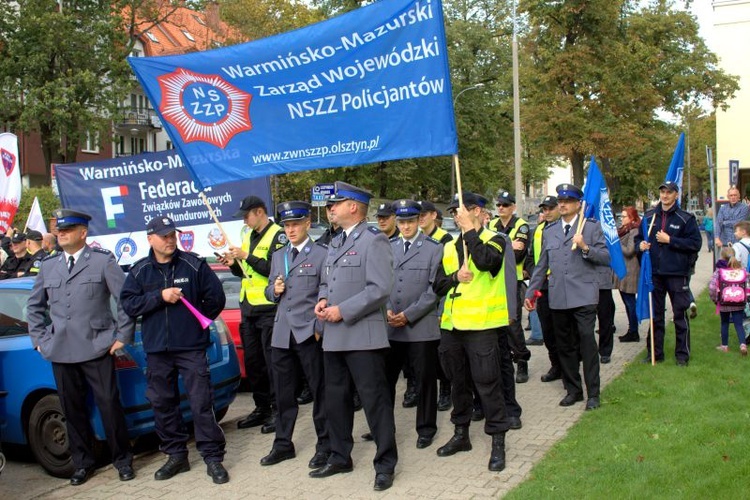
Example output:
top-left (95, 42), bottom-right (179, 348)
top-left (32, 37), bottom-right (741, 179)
top-left (210, 264), bottom-right (243, 378)
top-left (0, 277), bottom-right (241, 478)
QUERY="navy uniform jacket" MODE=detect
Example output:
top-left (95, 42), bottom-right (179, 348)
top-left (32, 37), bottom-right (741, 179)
top-left (635, 204), bottom-right (701, 277)
top-left (527, 218), bottom-right (610, 309)
top-left (264, 238), bottom-right (327, 348)
top-left (318, 221), bottom-right (393, 351)
top-left (387, 233), bottom-right (442, 342)
top-left (27, 246), bottom-right (135, 363)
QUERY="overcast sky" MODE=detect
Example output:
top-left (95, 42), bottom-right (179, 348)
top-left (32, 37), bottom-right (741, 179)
top-left (691, 1), bottom-right (716, 51)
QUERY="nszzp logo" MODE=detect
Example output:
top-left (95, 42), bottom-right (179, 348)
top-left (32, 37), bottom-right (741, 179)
top-left (157, 68), bottom-right (253, 148)
top-left (101, 185), bottom-right (128, 228)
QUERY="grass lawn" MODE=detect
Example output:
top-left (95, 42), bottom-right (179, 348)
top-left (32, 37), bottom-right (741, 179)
top-left (506, 291), bottom-right (750, 499)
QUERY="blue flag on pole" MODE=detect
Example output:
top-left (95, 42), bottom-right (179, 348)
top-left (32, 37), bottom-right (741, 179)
top-left (128, 0), bottom-right (458, 190)
top-left (636, 217), bottom-right (654, 322)
top-left (581, 156), bottom-right (626, 280)
top-left (664, 132), bottom-right (685, 206)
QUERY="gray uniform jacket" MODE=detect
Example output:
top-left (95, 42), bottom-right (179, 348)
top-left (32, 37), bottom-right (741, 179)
top-left (265, 239), bottom-right (327, 348)
top-left (318, 221), bottom-right (393, 352)
top-left (27, 246), bottom-right (135, 363)
top-left (527, 219), bottom-right (610, 310)
top-left (387, 233), bottom-right (442, 342)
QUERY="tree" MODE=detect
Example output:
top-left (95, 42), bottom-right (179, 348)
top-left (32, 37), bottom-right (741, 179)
top-left (520, 0), bottom-right (738, 188)
top-left (220, 0), bottom-right (324, 42)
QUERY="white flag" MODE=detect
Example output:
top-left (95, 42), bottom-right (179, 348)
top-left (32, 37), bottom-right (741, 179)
top-left (25, 196), bottom-right (47, 233)
top-left (0, 133), bottom-right (22, 232)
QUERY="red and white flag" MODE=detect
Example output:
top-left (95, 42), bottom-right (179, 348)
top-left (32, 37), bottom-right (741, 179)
top-left (0, 133), bottom-right (21, 232)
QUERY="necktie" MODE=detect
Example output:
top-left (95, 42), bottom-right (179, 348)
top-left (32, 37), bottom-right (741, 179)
top-left (67, 256), bottom-right (75, 273)
top-left (564, 224), bottom-right (571, 236)
top-left (341, 232), bottom-right (347, 245)
top-left (404, 241), bottom-right (411, 254)
top-left (291, 248), bottom-right (299, 259)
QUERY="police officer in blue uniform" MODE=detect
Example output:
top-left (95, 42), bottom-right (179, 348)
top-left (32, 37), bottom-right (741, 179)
top-left (27, 209), bottom-right (135, 485)
top-left (22, 230), bottom-right (48, 276)
top-left (259, 201), bottom-right (330, 469)
top-left (120, 217), bottom-right (228, 484)
top-left (385, 199), bottom-right (443, 449)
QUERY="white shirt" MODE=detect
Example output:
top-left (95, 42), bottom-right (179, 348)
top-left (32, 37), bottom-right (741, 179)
top-left (732, 237), bottom-right (750, 269)
top-left (64, 247), bottom-right (86, 267)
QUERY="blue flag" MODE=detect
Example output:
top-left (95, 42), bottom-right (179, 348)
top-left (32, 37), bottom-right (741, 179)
top-left (636, 217), bottom-right (654, 322)
top-left (664, 132), bottom-right (685, 205)
top-left (128, 0), bottom-right (457, 190)
top-left (581, 156), bottom-right (626, 280)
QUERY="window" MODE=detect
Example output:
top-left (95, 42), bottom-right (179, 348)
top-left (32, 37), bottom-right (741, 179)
top-left (166, 140), bottom-right (174, 150)
top-left (82, 130), bottom-right (99, 153)
top-left (193, 14), bottom-right (206, 26)
top-left (182, 30), bottom-right (195, 42)
top-left (130, 48), bottom-right (141, 58)
top-left (145, 31), bottom-right (159, 43)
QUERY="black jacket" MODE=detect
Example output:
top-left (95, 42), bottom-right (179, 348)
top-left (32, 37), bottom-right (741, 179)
top-left (120, 249), bottom-right (226, 353)
top-left (635, 203), bottom-right (701, 277)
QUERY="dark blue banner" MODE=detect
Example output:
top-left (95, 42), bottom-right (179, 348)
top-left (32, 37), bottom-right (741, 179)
top-left (128, 0), bottom-right (457, 190)
top-left (55, 150), bottom-right (271, 264)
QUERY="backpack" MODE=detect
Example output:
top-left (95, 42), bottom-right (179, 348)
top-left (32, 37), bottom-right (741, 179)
top-left (718, 268), bottom-right (749, 307)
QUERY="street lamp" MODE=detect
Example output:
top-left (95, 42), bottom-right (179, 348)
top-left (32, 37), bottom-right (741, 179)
top-left (512, 0), bottom-right (523, 216)
top-left (452, 82), bottom-right (485, 195)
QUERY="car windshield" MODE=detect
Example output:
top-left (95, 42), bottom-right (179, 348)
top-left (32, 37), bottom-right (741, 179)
top-left (215, 271), bottom-right (242, 310)
top-left (0, 289), bottom-right (50, 337)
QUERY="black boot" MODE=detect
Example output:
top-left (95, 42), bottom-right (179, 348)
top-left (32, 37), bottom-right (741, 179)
top-left (515, 361), bottom-right (529, 384)
top-left (437, 426), bottom-right (472, 457)
top-left (488, 433), bottom-right (506, 472)
top-left (402, 379), bottom-right (418, 408)
top-left (437, 381), bottom-right (452, 412)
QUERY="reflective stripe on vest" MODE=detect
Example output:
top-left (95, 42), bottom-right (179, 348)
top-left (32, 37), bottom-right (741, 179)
top-left (239, 224), bottom-right (281, 305)
top-left (440, 231), bottom-right (509, 330)
top-left (432, 226), bottom-right (449, 243)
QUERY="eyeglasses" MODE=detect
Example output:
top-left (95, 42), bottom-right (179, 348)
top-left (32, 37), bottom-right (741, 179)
top-left (496, 203), bottom-right (512, 208)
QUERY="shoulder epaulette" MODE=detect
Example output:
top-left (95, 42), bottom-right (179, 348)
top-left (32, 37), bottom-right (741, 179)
top-left (425, 236), bottom-right (440, 245)
top-left (314, 241), bottom-right (329, 249)
top-left (42, 253), bottom-right (58, 262)
top-left (587, 217), bottom-right (599, 223)
top-left (92, 247), bottom-right (112, 255)
top-left (129, 256), bottom-right (150, 270)
top-left (368, 226), bottom-right (382, 234)
top-left (544, 220), bottom-right (560, 230)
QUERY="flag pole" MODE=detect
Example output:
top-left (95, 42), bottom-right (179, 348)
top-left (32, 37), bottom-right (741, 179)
top-left (646, 214), bottom-right (657, 366)
top-left (199, 191), bottom-right (250, 279)
top-left (571, 201), bottom-right (587, 250)
top-left (452, 154), bottom-right (470, 264)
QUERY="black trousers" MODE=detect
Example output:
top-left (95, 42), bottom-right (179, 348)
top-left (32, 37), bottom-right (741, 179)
top-left (649, 275), bottom-right (692, 362)
top-left (323, 349), bottom-right (397, 474)
top-left (438, 329), bottom-right (509, 435)
top-left (385, 340), bottom-right (438, 439)
top-left (498, 331), bottom-right (522, 418)
top-left (537, 289), bottom-right (560, 369)
top-left (597, 288), bottom-right (615, 357)
top-left (239, 309), bottom-right (275, 409)
top-left (271, 336), bottom-right (328, 453)
top-left (550, 305), bottom-right (600, 399)
top-left (146, 350), bottom-right (226, 463)
top-left (52, 355), bottom-right (132, 470)
top-left (507, 282), bottom-right (531, 363)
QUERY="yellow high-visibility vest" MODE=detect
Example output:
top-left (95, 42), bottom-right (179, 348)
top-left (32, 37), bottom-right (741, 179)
top-left (441, 230), bottom-right (509, 331)
top-left (239, 223), bottom-right (281, 305)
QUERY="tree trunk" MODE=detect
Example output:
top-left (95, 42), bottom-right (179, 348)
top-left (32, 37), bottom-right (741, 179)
top-left (377, 161), bottom-right (388, 197)
top-left (40, 123), bottom-right (65, 183)
top-left (570, 149), bottom-right (585, 186)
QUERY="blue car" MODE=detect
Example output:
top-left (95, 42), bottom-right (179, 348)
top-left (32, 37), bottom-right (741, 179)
top-left (0, 277), bottom-right (241, 477)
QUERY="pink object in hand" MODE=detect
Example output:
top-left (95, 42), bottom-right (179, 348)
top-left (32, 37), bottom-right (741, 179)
top-left (181, 296), bottom-right (213, 329)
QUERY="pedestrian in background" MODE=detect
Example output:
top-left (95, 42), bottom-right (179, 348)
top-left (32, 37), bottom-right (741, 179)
top-left (709, 246), bottom-right (749, 355)
top-left (121, 217), bottom-right (228, 484)
top-left (617, 207), bottom-right (642, 343)
top-left (703, 207), bottom-right (714, 253)
top-left (27, 209), bottom-right (135, 486)
top-left (714, 187), bottom-right (748, 248)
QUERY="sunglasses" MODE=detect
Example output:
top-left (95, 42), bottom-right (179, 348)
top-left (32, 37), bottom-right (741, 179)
top-left (496, 203), bottom-right (513, 208)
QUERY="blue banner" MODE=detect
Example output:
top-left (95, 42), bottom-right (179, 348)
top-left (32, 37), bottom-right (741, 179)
top-left (55, 150), bottom-right (272, 265)
top-left (128, 0), bottom-right (457, 190)
top-left (636, 217), bottom-right (654, 322)
top-left (664, 132), bottom-right (685, 206)
top-left (582, 156), bottom-right (627, 280)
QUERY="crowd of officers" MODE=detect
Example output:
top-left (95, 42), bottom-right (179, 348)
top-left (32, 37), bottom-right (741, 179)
top-left (218, 180), bottom-right (621, 491)
top-left (21, 177), bottom-right (703, 491)
top-left (0, 228), bottom-right (58, 279)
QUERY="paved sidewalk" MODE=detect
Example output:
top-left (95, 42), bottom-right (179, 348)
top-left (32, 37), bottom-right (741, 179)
top-left (4, 251), bottom-right (714, 499)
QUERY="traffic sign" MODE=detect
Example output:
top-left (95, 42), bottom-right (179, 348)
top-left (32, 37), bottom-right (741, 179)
top-left (311, 183), bottom-right (335, 206)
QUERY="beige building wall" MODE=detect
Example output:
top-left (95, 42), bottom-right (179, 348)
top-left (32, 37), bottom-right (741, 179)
top-left (715, 0), bottom-right (750, 201)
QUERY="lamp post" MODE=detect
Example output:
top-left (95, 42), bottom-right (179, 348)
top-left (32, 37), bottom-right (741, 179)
top-left (512, 0), bottom-right (523, 216)
top-left (452, 82), bottom-right (485, 196)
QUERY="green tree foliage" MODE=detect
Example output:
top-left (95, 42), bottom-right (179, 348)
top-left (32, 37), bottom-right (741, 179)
top-left (220, 0), bottom-right (325, 42)
top-left (11, 186), bottom-right (60, 232)
top-left (521, 0), bottom-right (738, 196)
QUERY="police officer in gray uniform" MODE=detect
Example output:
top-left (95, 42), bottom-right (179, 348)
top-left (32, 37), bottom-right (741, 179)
top-left (385, 199), bottom-right (443, 449)
top-left (260, 201), bottom-right (330, 469)
top-left (525, 184), bottom-right (610, 411)
top-left (312, 181), bottom-right (397, 491)
top-left (27, 209), bottom-right (136, 485)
